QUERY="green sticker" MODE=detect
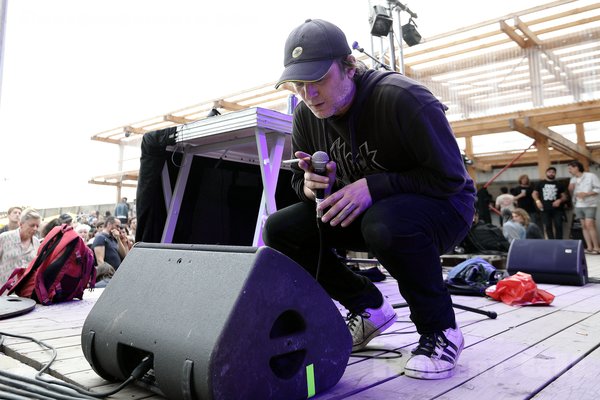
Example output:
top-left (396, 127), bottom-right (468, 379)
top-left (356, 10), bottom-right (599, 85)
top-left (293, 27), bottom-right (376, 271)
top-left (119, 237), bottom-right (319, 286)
top-left (306, 363), bottom-right (315, 398)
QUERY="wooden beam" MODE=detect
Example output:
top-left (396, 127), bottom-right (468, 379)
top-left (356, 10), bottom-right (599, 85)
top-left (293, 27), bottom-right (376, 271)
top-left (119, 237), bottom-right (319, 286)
top-left (89, 136), bottom-right (121, 145)
top-left (500, 20), bottom-right (528, 48)
top-left (464, 137), bottom-right (478, 178)
top-left (509, 119), bottom-right (538, 140)
top-left (451, 100), bottom-right (600, 137)
top-left (216, 99), bottom-right (250, 111)
top-left (514, 17), bottom-right (543, 46)
top-left (536, 135), bottom-right (550, 179)
top-left (525, 119), bottom-right (598, 163)
top-left (124, 125), bottom-right (146, 135)
top-left (164, 114), bottom-right (192, 124)
top-left (576, 122), bottom-right (590, 170)
top-left (414, 27), bottom-right (600, 77)
top-left (88, 180), bottom-right (137, 188)
top-left (476, 148), bottom-right (573, 168)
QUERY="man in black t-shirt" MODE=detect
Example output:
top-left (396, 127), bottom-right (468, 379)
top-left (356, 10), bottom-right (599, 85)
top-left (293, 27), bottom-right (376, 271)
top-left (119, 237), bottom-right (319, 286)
top-left (532, 167), bottom-right (567, 239)
top-left (92, 216), bottom-right (128, 270)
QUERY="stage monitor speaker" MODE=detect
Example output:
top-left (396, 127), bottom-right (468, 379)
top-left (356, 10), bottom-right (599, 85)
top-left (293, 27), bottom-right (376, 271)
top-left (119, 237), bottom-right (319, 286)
top-left (506, 239), bottom-right (588, 286)
top-left (81, 244), bottom-right (351, 400)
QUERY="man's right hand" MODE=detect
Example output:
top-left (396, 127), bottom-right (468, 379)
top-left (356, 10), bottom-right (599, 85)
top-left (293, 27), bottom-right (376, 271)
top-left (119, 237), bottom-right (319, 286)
top-left (295, 151), bottom-right (336, 200)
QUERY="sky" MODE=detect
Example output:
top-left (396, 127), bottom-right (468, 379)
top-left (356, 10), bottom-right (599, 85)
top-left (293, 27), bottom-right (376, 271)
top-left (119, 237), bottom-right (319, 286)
top-left (0, 0), bottom-right (552, 211)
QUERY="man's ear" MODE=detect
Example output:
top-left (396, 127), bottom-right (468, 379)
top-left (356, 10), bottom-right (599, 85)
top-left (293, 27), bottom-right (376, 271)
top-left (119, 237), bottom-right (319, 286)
top-left (345, 55), bottom-right (357, 79)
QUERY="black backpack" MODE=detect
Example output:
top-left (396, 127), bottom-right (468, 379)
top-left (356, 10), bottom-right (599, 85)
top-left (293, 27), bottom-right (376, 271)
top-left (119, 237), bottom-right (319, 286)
top-left (462, 222), bottom-right (510, 254)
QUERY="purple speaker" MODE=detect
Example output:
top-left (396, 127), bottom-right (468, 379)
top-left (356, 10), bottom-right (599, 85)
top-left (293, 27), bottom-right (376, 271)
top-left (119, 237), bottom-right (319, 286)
top-left (507, 239), bottom-right (588, 286)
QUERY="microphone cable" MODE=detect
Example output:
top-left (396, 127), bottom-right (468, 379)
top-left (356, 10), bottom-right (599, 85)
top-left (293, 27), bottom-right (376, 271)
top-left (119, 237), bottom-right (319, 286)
top-left (0, 330), bottom-right (154, 399)
top-left (315, 217), bottom-right (327, 282)
top-left (311, 151), bottom-right (330, 283)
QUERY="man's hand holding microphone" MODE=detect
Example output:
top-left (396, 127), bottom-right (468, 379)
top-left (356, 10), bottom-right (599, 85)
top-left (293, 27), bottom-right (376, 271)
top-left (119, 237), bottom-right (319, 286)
top-left (293, 150), bottom-right (373, 228)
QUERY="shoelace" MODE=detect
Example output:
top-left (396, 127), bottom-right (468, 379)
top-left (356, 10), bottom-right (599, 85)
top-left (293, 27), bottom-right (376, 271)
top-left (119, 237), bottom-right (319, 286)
top-left (412, 332), bottom-right (447, 357)
top-left (346, 311), bottom-right (371, 330)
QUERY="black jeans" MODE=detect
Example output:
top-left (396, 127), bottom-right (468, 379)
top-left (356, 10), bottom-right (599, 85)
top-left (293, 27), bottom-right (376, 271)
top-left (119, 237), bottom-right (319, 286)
top-left (541, 208), bottom-right (564, 239)
top-left (262, 193), bottom-right (472, 334)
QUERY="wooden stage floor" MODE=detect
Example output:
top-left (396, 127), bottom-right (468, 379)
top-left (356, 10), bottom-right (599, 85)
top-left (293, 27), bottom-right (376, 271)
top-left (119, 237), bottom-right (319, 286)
top-left (1, 254), bottom-right (600, 399)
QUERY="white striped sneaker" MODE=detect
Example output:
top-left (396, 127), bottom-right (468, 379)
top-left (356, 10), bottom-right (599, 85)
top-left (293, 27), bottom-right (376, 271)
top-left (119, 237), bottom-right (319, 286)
top-left (346, 299), bottom-right (396, 352)
top-left (404, 325), bottom-right (464, 379)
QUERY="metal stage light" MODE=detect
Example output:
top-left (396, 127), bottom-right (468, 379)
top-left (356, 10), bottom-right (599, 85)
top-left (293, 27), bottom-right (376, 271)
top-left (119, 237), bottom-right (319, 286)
top-left (370, 5), bottom-right (393, 37)
top-left (207, 107), bottom-right (221, 117)
top-left (402, 18), bottom-right (422, 46)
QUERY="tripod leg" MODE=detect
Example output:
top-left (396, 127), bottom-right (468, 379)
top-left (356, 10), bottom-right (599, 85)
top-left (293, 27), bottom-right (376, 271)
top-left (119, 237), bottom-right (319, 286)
top-left (392, 302), bottom-right (497, 320)
top-left (452, 303), bottom-right (497, 319)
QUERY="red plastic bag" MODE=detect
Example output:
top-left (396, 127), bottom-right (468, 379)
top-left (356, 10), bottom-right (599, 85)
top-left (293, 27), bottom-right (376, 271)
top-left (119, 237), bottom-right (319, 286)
top-left (485, 272), bottom-right (555, 306)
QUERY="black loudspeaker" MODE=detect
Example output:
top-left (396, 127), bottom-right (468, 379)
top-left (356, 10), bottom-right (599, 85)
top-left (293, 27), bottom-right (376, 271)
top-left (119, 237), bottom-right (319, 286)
top-left (81, 244), bottom-right (351, 400)
top-left (506, 239), bottom-right (588, 286)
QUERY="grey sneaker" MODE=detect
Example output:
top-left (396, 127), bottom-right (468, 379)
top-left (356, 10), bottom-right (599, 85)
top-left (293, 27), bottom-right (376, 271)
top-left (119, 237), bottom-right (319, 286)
top-left (404, 325), bottom-right (464, 379)
top-left (346, 298), bottom-right (396, 352)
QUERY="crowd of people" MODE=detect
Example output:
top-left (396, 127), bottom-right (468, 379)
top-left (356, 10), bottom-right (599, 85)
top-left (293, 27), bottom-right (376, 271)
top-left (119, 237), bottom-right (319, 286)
top-left (0, 198), bottom-right (137, 286)
top-left (476, 161), bottom-right (600, 253)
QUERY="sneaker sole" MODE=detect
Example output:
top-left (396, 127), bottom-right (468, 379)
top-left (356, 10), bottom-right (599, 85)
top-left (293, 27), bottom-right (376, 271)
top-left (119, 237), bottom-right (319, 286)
top-left (404, 365), bottom-right (456, 380)
top-left (351, 314), bottom-right (396, 352)
top-left (404, 341), bottom-right (464, 380)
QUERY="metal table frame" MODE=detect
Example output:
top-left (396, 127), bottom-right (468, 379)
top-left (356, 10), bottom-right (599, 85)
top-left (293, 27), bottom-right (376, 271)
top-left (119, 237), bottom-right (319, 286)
top-left (160, 107), bottom-right (292, 246)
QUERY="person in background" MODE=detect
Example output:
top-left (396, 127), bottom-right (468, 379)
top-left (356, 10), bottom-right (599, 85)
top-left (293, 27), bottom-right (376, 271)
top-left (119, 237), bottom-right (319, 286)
top-left (512, 174), bottom-right (539, 226)
top-left (88, 210), bottom-right (100, 226)
top-left (128, 217), bottom-right (137, 241)
top-left (515, 208), bottom-right (543, 239)
top-left (0, 208), bottom-right (41, 284)
top-left (114, 197), bottom-right (130, 225)
top-left (91, 216), bottom-right (128, 271)
top-left (502, 208), bottom-right (526, 243)
top-left (568, 160), bottom-right (600, 254)
top-left (263, 19), bottom-right (475, 380)
top-left (58, 213), bottom-right (73, 226)
top-left (0, 207), bottom-right (22, 234)
top-left (495, 187), bottom-right (516, 226)
top-left (75, 224), bottom-right (92, 242)
top-left (475, 187), bottom-right (494, 224)
top-left (40, 218), bottom-right (61, 239)
top-left (532, 166), bottom-right (567, 239)
top-left (89, 221), bottom-right (104, 247)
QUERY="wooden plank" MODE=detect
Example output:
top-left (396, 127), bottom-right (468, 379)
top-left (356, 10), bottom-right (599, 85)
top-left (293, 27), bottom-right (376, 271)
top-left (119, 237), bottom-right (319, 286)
top-left (315, 284), bottom-right (600, 399)
top-left (533, 343), bottom-right (600, 400)
top-left (90, 383), bottom-right (164, 399)
top-left (20, 345), bottom-right (84, 365)
top-left (4, 335), bottom-right (81, 356)
top-left (436, 301), bottom-right (600, 399)
top-left (64, 369), bottom-right (111, 390)
top-left (0, 353), bottom-right (39, 378)
top-left (339, 296), bottom-right (600, 399)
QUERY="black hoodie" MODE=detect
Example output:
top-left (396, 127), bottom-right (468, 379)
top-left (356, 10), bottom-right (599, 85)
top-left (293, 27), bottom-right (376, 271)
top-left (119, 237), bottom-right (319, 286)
top-left (290, 69), bottom-right (476, 225)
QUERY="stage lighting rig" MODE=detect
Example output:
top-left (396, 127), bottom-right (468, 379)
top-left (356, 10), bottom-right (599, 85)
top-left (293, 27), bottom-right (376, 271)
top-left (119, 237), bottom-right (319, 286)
top-left (370, 5), bottom-right (394, 37)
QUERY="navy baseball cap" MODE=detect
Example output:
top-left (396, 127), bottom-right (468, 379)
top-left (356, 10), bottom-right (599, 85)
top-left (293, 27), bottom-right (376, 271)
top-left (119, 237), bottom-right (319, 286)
top-left (275, 19), bottom-right (351, 89)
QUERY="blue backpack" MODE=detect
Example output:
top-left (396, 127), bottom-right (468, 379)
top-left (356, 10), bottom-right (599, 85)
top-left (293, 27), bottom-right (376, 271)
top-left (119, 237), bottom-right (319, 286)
top-left (445, 257), bottom-right (504, 296)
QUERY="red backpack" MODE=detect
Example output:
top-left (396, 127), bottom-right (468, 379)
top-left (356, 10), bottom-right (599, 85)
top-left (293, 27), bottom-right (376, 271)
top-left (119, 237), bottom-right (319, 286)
top-left (0, 224), bottom-right (96, 305)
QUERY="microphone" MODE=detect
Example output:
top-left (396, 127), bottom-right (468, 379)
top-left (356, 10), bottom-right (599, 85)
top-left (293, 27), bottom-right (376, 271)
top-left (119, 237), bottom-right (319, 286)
top-left (352, 41), bottom-right (364, 52)
top-left (311, 151), bottom-right (329, 218)
top-left (351, 41), bottom-right (393, 71)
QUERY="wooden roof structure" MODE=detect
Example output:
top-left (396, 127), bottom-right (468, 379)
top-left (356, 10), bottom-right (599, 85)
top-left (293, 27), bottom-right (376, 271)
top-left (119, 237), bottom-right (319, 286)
top-left (90, 0), bottom-right (600, 192)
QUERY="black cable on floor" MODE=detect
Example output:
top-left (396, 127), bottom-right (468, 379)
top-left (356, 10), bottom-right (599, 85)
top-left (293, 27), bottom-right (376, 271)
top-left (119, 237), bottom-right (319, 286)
top-left (350, 348), bottom-right (404, 359)
top-left (0, 331), bottom-right (152, 399)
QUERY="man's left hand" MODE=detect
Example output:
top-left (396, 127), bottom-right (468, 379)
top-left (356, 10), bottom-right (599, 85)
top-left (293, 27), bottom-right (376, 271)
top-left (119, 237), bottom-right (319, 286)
top-left (319, 178), bottom-right (372, 227)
